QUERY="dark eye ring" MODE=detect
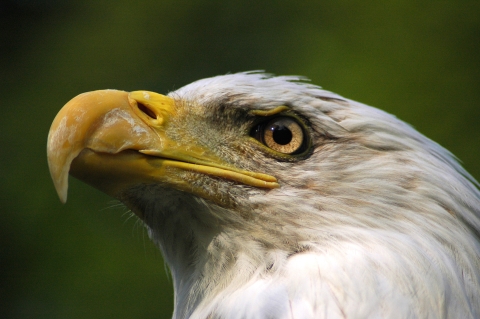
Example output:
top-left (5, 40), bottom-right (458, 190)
top-left (251, 117), bottom-right (306, 154)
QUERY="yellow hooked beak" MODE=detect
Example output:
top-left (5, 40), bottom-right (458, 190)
top-left (47, 90), bottom-right (279, 206)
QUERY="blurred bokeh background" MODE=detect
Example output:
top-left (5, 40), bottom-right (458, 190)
top-left (1, 0), bottom-right (479, 318)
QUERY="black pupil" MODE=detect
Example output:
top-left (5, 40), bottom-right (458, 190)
top-left (271, 125), bottom-right (292, 145)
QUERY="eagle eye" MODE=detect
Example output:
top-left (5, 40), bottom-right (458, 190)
top-left (251, 117), bottom-right (306, 154)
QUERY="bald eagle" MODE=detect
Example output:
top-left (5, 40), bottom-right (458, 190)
top-left (47, 73), bottom-right (480, 318)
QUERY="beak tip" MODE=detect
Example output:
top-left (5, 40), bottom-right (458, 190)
top-left (52, 175), bottom-right (69, 204)
top-left (57, 189), bottom-right (67, 204)
top-left (59, 193), bottom-right (67, 204)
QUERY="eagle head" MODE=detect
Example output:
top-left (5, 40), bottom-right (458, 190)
top-left (47, 73), bottom-right (480, 318)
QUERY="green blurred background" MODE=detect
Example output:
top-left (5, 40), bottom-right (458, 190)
top-left (1, 0), bottom-right (479, 318)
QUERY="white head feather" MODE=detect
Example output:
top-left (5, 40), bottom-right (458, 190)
top-left (125, 73), bottom-right (480, 319)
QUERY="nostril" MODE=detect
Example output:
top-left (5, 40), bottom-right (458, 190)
top-left (137, 103), bottom-right (157, 119)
